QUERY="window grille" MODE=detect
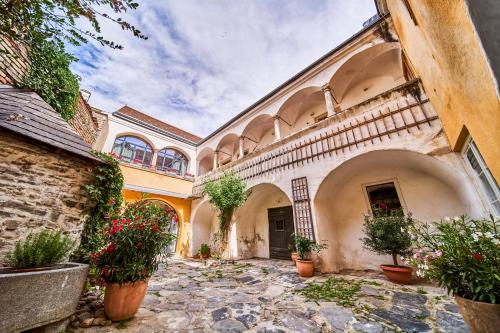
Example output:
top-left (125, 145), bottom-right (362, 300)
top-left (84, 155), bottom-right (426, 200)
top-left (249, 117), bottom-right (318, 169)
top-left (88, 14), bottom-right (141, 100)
top-left (111, 136), bottom-right (153, 166)
top-left (463, 138), bottom-right (500, 215)
top-left (291, 177), bottom-right (315, 240)
top-left (156, 148), bottom-right (188, 175)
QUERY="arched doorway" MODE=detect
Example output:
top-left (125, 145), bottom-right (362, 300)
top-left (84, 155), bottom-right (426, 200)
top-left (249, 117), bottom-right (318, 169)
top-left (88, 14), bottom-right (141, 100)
top-left (145, 199), bottom-right (180, 253)
top-left (313, 149), bottom-right (484, 272)
top-left (190, 199), bottom-right (218, 255)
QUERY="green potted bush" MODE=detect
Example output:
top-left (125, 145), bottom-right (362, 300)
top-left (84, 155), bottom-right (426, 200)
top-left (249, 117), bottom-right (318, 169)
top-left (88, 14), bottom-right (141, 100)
top-left (198, 243), bottom-right (211, 259)
top-left (294, 234), bottom-right (327, 277)
top-left (0, 230), bottom-right (88, 333)
top-left (361, 205), bottom-right (414, 284)
top-left (409, 215), bottom-right (499, 333)
top-left (92, 200), bottom-right (176, 321)
top-left (288, 237), bottom-right (297, 264)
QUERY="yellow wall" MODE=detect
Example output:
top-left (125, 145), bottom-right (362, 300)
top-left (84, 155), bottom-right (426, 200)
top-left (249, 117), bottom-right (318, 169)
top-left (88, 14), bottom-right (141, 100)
top-left (120, 164), bottom-right (194, 195)
top-left (386, 0), bottom-right (500, 181)
top-left (122, 189), bottom-right (192, 257)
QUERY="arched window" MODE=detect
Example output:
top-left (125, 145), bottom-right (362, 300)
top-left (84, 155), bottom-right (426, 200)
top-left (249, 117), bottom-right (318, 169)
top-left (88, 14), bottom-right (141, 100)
top-left (111, 136), bottom-right (153, 166)
top-left (156, 148), bottom-right (188, 175)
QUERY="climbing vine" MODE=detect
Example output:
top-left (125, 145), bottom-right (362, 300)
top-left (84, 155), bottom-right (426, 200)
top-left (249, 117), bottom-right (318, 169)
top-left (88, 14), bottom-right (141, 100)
top-left (73, 151), bottom-right (124, 263)
top-left (202, 172), bottom-right (250, 253)
top-left (15, 38), bottom-right (80, 121)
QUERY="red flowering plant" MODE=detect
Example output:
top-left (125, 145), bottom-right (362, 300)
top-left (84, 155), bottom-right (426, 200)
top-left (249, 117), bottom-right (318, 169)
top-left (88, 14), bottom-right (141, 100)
top-left (408, 215), bottom-right (499, 303)
top-left (92, 200), bottom-right (176, 285)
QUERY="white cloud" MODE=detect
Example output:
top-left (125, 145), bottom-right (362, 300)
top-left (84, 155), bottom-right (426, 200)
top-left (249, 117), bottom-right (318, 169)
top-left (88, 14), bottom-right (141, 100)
top-left (72, 0), bottom-right (376, 136)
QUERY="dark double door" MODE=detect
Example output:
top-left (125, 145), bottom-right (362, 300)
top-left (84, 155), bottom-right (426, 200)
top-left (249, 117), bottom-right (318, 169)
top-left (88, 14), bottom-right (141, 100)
top-left (268, 206), bottom-right (294, 259)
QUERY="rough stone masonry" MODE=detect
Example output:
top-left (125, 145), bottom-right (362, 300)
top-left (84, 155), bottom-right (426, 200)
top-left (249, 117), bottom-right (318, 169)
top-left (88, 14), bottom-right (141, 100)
top-left (0, 130), bottom-right (96, 261)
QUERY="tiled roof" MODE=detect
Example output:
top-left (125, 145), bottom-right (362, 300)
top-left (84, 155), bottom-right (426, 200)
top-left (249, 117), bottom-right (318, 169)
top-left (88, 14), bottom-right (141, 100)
top-left (114, 106), bottom-right (202, 144)
top-left (0, 85), bottom-right (99, 161)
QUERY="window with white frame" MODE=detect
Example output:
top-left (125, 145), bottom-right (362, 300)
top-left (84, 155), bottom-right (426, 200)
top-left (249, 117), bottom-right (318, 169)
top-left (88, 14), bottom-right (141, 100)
top-left (463, 138), bottom-right (500, 215)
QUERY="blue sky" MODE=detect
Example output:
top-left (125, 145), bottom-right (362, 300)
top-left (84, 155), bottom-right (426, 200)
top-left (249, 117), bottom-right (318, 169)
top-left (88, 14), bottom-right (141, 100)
top-left (71, 0), bottom-right (376, 137)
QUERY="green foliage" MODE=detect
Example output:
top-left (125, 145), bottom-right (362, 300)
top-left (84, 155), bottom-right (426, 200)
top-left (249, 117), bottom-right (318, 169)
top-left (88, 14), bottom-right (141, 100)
top-left (361, 207), bottom-right (414, 267)
top-left (297, 277), bottom-right (361, 307)
top-left (73, 151), bottom-right (124, 263)
top-left (0, 1), bottom-right (146, 49)
top-left (5, 230), bottom-right (75, 268)
top-left (199, 243), bottom-right (210, 256)
top-left (92, 200), bottom-right (176, 284)
top-left (410, 215), bottom-right (499, 304)
top-left (202, 172), bottom-right (249, 243)
top-left (16, 39), bottom-right (79, 120)
top-left (294, 234), bottom-right (327, 260)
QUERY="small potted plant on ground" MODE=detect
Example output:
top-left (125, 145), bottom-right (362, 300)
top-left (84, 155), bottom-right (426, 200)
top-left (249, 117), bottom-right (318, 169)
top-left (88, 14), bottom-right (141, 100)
top-left (409, 215), bottom-right (499, 333)
top-left (199, 243), bottom-right (211, 259)
top-left (1, 230), bottom-right (88, 333)
top-left (288, 236), bottom-right (297, 264)
top-left (92, 200), bottom-right (176, 321)
top-left (361, 205), bottom-right (414, 284)
top-left (295, 234), bottom-right (327, 277)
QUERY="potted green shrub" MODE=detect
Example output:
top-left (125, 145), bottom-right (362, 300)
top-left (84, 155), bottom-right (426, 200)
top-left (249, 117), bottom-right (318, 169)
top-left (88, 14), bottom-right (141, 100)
top-left (288, 237), bottom-right (298, 264)
top-left (295, 234), bottom-right (327, 277)
top-left (0, 230), bottom-right (88, 333)
top-left (361, 205), bottom-right (414, 284)
top-left (409, 215), bottom-right (499, 333)
top-left (199, 243), bottom-right (211, 259)
top-left (92, 200), bottom-right (176, 321)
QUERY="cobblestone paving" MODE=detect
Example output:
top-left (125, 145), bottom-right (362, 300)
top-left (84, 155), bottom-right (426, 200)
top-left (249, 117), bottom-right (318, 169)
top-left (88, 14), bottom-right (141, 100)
top-left (73, 258), bottom-right (471, 333)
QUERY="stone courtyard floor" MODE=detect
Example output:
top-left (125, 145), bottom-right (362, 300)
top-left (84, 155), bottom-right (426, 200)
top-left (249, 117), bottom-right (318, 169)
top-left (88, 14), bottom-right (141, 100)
top-left (73, 258), bottom-right (471, 333)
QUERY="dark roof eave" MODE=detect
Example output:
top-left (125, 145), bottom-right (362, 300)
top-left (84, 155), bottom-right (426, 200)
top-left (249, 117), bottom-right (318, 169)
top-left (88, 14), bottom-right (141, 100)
top-left (197, 12), bottom-right (389, 145)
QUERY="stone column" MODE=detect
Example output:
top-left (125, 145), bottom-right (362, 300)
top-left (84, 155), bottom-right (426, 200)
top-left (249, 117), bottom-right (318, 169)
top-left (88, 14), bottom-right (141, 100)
top-left (321, 84), bottom-right (336, 117)
top-left (151, 149), bottom-right (160, 168)
top-left (213, 151), bottom-right (219, 169)
top-left (239, 137), bottom-right (245, 158)
top-left (273, 116), bottom-right (281, 141)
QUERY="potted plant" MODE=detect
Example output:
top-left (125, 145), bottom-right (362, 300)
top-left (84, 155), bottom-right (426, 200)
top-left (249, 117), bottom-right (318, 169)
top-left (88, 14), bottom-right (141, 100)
top-left (361, 206), bottom-right (414, 284)
top-left (92, 200), bottom-right (176, 321)
top-left (409, 215), bottom-right (499, 333)
top-left (295, 234), bottom-right (327, 277)
top-left (0, 230), bottom-right (88, 333)
top-left (288, 236), bottom-right (298, 264)
top-left (199, 243), bottom-right (211, 259)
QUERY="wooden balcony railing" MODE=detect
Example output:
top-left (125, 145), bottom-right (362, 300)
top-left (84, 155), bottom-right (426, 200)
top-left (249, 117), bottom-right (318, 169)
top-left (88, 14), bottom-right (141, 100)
top-left (193, 81), bottom-right (438, 196)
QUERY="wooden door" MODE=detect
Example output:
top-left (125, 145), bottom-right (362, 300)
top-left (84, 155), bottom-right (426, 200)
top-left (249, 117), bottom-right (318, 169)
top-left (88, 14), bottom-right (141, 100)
top-left (268, 206), bottom-right (294, 259)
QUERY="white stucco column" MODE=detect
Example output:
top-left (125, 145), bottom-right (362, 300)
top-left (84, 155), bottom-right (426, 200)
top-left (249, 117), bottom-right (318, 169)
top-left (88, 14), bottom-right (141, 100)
top-left (273, 116), bottom-right (281, 141)
top-left (213, 151), bottom-right (219, 169)
top-left (321, 84), bottom-right (336, 117)
top-left (239, 137), bottom-right (245, 158)
top-left (151, 149), bottom-right (159, 168)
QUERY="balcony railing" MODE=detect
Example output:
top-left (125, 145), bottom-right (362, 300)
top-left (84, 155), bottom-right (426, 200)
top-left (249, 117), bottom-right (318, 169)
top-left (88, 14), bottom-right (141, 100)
top-left (193, 80), bottom-right (438, 196)
top-left (116, 158), bottom-right (195, 181)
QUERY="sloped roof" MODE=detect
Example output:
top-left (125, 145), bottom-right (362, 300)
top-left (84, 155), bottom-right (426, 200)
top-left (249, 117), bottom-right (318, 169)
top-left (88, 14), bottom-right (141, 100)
top-left (114, 105), bottom-right (202, 144)
top-left (0, 85), bottom-right (99, 161)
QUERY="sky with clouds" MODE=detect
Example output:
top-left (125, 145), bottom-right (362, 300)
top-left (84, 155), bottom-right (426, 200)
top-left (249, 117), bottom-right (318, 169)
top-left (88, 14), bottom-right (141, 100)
top-left (71, 0), bottom-right (376, 137)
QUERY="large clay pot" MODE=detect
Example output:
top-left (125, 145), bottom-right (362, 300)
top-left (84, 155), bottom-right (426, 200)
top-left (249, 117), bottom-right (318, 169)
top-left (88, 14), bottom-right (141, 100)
top-left (104, 280), bottom-right (148, 321)
top-left (455, 295), bottom-right (500, 333)
top-left (296, 259), bottom-right (314, 277)
top-left (291, 252), bottom-right (298, 264)
top-left (380, 265), bottom-right (412, 284)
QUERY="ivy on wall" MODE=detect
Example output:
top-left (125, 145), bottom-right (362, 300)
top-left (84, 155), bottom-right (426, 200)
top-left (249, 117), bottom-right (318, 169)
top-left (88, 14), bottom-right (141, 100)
top-left (73, 151), bottom-right (124, 263)
top-left (15, 39), bottom-right (80, 121)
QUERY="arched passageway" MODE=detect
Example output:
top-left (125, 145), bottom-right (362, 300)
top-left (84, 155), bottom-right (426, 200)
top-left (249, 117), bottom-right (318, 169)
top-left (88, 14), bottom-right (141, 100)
top-left (144, 199), bottom-right (180, 253)
top-left (314, 149), bottom-right (484, 272)
top-left (190, 199), bottom-right (218, 255)
top-left (233, 183), bottom-right (293, 259)
top-left (241, 115), bottom-right (275, 154)
top-left (197, 147), bottom-right (214, 176)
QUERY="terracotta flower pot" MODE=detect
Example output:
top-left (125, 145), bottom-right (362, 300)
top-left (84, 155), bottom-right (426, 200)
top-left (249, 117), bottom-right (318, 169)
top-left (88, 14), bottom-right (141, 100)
top-left (104, 280), bottom-right (148, 321)
top-left (296, 259), bottom-right (314, 277)
top-left (455, 295), bottom-right (500, 333)
top-left (380, 265), bottom-right (412, 284)
top-left (291, 252), bottom-right (298, 264)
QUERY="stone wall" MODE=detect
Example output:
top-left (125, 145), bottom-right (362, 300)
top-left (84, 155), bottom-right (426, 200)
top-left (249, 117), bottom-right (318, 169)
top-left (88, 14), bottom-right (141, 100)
top-left (68, 96), bottom-right (100, 145)
top-left (0, 36), bottom-right (29, 85)
top-left (0, 130), bottom-right (96, 263)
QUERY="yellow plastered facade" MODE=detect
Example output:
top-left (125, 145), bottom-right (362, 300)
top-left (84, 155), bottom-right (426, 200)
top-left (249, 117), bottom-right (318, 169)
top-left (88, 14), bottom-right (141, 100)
top-left (385, 0), bottom-right (500, 182)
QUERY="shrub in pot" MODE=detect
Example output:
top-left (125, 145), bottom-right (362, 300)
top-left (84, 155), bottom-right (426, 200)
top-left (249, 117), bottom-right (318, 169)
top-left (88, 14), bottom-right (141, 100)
top-left (361, 206), bottom-right (414, 284)
top-left (288, 236), bottom-right (297, 264)
top-left (409, 215), bottom-right (499, 333)
top-left (295, 234), bottom-right (327, 277)
top-left (92, 200), bottom-right (176, 321)
top-left (199, 243), bottom-right (211, 259)
top-left (1, 230), bottom-right (87, 333)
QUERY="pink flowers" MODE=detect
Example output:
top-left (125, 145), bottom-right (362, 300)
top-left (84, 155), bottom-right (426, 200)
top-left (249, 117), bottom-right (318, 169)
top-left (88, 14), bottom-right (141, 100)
top-left (109, 219), bottom-right (124, 235)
